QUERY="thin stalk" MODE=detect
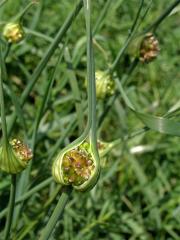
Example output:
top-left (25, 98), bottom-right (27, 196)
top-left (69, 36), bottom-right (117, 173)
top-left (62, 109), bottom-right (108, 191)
top-left (4, 175), bottom-right (16, 240)
top-left (0, 44), bottom-right (8, 147)
top-left (110, 0), bottom-right (144, 72)
top-left (20, 0), bottom-right (83, 106)
top-left (14, 185), bottom-right (61, 240)
top-left (83, 0), bottom-right (93, 130)
top-left (29, 0), bottom-right (43, 30)
top-left (4, 44), bottom-right (28, 138)
top-left (64, 47), bottom-right (84, 133)
top-left (12, 1), bottom-right (37, 22)
top-left (98, 57), bottom-right (139, 127)
top-left (11, 50), bottom-right (64, 230)
top-left (7, 0), bottom-right (83, 136)
top-left (31, 52), bottom-right (63, 152)
top-left (144, 0), bottom-right (180, 33)
top-left (0, 177), bottom-right (53, 219)
top-left (54, 0), bottom-right (94, 154)
top-left (83, 0), bottom-right (99, 166)
top-left (39, 2), bottom-right (96, 239)
top-left (39, 187), bottom-right (72, 240)
top-left (73, 0), bottom-right (113, 67)
top-left (92, 0), bottom-right (112, 35)
top-left (3, 42), bottom-right (11, 60)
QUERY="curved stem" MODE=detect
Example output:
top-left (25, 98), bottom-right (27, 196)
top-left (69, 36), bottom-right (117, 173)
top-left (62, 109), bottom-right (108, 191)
top-left (39, 186), bottom-right (72, 240)
top-left (58, 0), bottom-right (94, 153)
top-left (82, 0), bottom-right (101, 188)
top-left (4, 175), bottom-right (16, 240)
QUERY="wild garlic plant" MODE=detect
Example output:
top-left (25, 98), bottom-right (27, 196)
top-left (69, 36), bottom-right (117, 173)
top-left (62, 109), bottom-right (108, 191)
top-left (0, 0), bottom-right (180, 239)
top-left (40, 1), bottom-right (100, 239)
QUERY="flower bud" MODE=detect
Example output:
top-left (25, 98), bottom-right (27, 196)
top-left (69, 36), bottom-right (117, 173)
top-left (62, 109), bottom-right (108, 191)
top-left (3, 22), bottom-right (24, 43)
top-left (0, 139), bottom-right (33, 174)
top-left (139, 33), bottom-right (160, 63)
top-left (95, 71), bottom-right (115, 99)
top-left (52, 141), bottom-right (100, 191)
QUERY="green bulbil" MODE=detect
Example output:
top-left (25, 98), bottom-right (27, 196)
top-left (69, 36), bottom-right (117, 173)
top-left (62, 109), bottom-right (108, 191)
top-left (0, 139), bottom-right (33, 174)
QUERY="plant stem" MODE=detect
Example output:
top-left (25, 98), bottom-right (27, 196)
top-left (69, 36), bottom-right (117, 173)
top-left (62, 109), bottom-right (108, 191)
top-left (12, 1), bottom-right (36, 22)
top-left (110, 0), bottom-right (144, 72)
top-left (64, 47), bottom-right (84, 133)
top-left (144, 0), bottom-right (180, 33)
top-left (39, 187), bottom-right (72, 240)
top-left (0, 44), bottom-right (8, 147)
top-left (4, 175), bottom-right (16, 240)
top-left (7, 0), bottom-right (83, 136)
top-left (84, 0), bottom-right (94, 129)
top-left (0, 177), bottom-right (53, 219)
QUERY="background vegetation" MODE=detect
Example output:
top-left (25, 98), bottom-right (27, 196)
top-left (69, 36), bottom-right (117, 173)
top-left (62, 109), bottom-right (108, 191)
top-left (0, 0), bottom-right (179, 239)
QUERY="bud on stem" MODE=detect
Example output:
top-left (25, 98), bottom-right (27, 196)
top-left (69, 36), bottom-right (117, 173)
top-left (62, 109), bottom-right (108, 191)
top-left (52, 140), bottom-right (100, 191)
top-left (0, 139), bottom-right (33, 174)
top-left (139, 33), bottom-right (160, 63)
top-left (95, 71), bottom-right (115, 99)
top-left (3, 23), bottom-right (24, 43)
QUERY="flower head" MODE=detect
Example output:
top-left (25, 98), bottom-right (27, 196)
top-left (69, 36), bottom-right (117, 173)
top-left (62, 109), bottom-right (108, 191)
top-left (52, 141), bottom-right (100, 191)
top-left (139, 33), bottom-right (160, 63)
top-left (0, 139), bottom-right (33, 174)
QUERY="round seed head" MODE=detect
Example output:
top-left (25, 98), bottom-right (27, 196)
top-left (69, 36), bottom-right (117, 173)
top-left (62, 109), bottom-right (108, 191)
top-left (139, 32), bottom-right (160, 63)
top-left (52, 140), bottom-right (100, 191)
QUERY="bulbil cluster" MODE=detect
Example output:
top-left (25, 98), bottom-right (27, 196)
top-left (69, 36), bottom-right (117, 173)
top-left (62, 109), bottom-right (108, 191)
top-left (62, 143), bottom-right (95, 186)
top-left (139, 32), bottom-right (160, 63)
top-left (0, 139), bottom-right (33, 174)
top-left (52, 141), bottom-right (100, 191)
top-left (10, 139), bottom-right (33, 162)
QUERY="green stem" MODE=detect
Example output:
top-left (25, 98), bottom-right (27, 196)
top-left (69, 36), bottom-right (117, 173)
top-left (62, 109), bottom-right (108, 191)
top-left (99, 57), bottom-right (139, 127)
top-left (110, 0), bottom-right (144, 72)
top-left (0, 44), bottom-right (8, 147)
top-left (64, 47), bottom-right (84, 133)
top-left (92, 0), bottom-right (112, 35)
top-left (83, 0), bottom-right (98, 149)
top-left (144, 0), bottom-right (180, 33)
top-left (31, 52), bottom-right (63, 152)
top-left (0, 177), bottom-right (53, 219)
top-left (83, 0), bottom-right (100, 185)
top-left (4, 174), bottom-right (16, 240)
top-left (11, 53), bottom-right (64, 230)
top-left (7, 0), bottom-right (83, 136)
top-left (39, 187), bottom-right (72, 240)
top-left (84, 0), bottom-right (93, 129)
top-left (56, 0), bottom-right (94, 153)
top-left (12, 2), bottom-right (37, 22)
